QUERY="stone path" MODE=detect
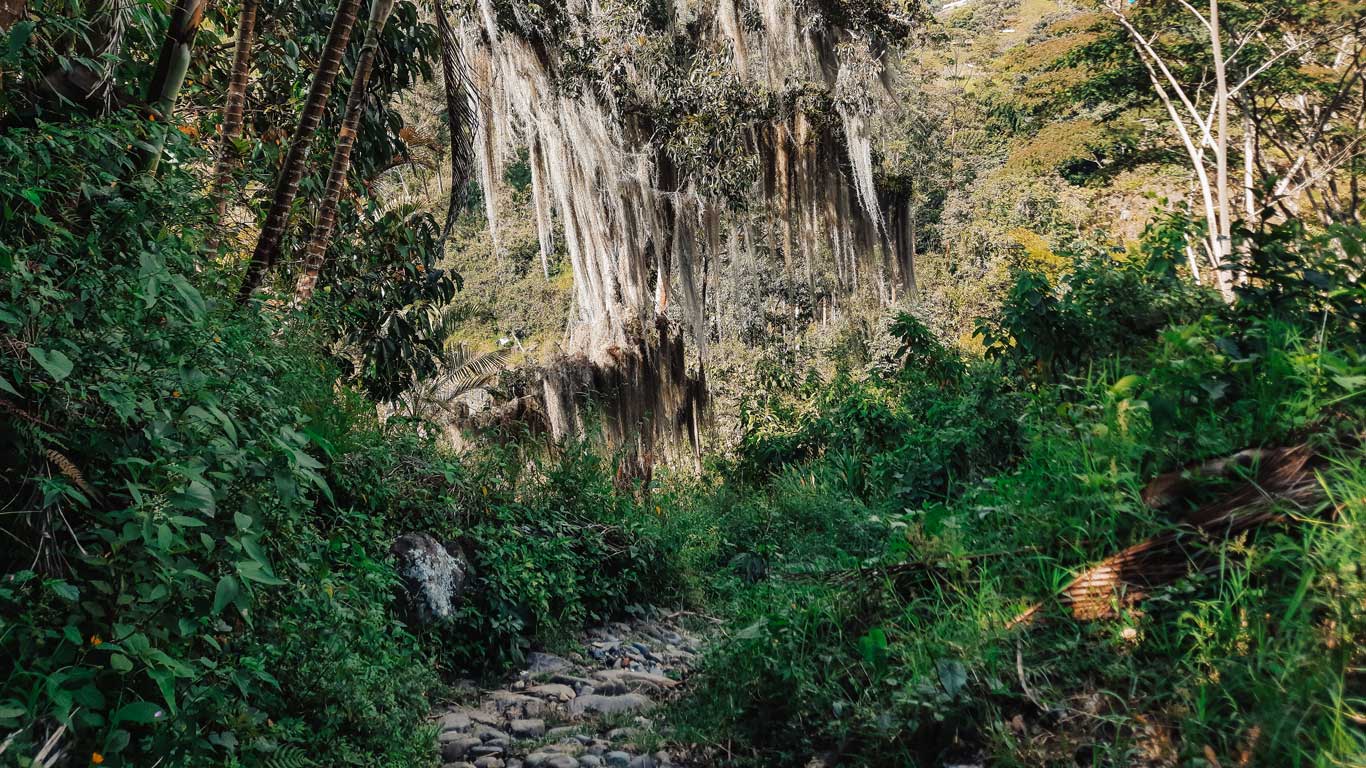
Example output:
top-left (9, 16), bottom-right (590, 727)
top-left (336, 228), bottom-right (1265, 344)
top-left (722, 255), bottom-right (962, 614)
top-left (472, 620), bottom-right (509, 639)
top-left (434, 607), bottom-right (707, 768)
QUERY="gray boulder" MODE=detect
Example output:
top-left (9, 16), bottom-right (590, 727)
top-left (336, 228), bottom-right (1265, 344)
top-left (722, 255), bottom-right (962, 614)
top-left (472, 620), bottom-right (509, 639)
top-left (391, 533), bottom-right (470, 623)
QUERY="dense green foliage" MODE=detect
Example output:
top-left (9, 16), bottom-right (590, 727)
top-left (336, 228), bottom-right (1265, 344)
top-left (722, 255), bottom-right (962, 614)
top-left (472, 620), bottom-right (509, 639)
top-left (664, 239), bottom-right (1365, 765)
top-left (0, 112), bottom-right (676, 766)
top-left (3, 1), bottom-right (1364, 767)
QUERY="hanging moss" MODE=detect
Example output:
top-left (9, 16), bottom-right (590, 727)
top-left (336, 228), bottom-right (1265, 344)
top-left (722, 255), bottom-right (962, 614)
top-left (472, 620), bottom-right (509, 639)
top-left (462, 0), bottom-right (923, 450)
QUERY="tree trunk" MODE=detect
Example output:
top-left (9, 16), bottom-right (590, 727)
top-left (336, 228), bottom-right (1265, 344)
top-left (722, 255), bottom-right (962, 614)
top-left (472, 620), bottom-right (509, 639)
top-left (292, 0), bottom-right (398, 305)
top-left (141, 0), bottom-right (211, 173)
top-left (0, 1), bottom-right (26, 31)
top-left (1209, 0), bottom-right (1235, 298)
top-left (435, 0), bottom-right (476, 254)
top-left (236, 0), bottom-right (364, 304)
top-left (206, 0), bottom-right (260, 249)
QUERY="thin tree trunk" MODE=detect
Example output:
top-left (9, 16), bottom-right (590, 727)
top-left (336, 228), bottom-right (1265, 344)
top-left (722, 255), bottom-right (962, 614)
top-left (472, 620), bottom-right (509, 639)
top-left (206, 0), bottom-right (260, 249)
top-left (1210, 0), bottom-right (1236, 294)
top-left (141, 0), bottom-right (211, 173)
top-left (236, 0), bottom-right (364, 304)
top-left (292, 0), bottom-right (398, 305)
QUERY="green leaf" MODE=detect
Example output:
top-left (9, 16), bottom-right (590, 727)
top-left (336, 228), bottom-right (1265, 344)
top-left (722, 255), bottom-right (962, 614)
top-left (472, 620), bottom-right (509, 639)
top-left (114, 700), bottom-right (166, 725)
top-left (936, 659), bottom-right (967, 697)
top-left (28, 347), bottom-right (73, 382)
top-left (0, 373), bottom-right (17, 396)
top-left (110, 654), bottom-right (134, 674)
top-left (238, 560), bottom-right (286, 586)
top-left (212, 575), bottom-right (239, 615)
top-left (148, 668), bottom-right (177, 714)
top-left (1333, 375), bottom-right (1366, 391)
top-left (1109, 374), bottom-right (1143, 396)
top-left (48, 579), bottom-right (79, 601)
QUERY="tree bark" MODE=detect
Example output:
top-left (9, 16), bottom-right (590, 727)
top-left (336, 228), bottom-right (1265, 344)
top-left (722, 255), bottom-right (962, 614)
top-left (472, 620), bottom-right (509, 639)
top-left (0, 0), bottom-right (26, 31)
top-left (1209, 0), bottom-right (1236, 295)
top-left (292, 0), bottom-right (398, 305)
top-left (141, 0), bottom-right (211, 172)
top-left (236, 0), bottom-right (364, 304)
top-left (206, 0), bottom-right (260, 248)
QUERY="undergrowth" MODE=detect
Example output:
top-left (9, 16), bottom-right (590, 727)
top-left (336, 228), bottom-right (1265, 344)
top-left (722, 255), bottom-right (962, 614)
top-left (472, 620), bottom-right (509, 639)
top-left (667, 240), bottom-right (1365, 767)
top-left (0, 114), bottom-right (678, 767)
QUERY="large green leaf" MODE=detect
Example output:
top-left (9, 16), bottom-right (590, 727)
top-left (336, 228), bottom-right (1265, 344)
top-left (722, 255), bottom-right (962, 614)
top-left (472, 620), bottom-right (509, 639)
top-left (212, 575), bottom-right (239, 615)
top-left (27, 347), bottom-right (73, 382)
top-left (114, 701), bottom-right (166, 725)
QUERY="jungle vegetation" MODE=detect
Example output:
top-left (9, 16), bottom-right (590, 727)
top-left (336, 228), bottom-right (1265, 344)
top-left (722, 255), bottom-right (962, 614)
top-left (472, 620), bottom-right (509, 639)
top-left (0, 0), bottom-right (1362, 766)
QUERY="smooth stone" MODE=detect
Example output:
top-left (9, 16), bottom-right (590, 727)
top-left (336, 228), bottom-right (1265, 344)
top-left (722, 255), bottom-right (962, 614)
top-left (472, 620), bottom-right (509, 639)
top-left (525, 754), bottom-right (551, 767)
top-left (474, 758), bottom-right (505, 768)
top-left (469, 709), bottom-right (505, 727)
top-left (526, 652), bottom-right (573, 676)
top-left (470, 745), bottom-right (505, 758)
top-left (579, 757), bottom-right (603, 768)
top-left (604, 752), bottom-right (632, 768)
top-left (628, 758), bottom-right (656, 768)
top-left (546, 726), bottom-right (583, 739)
top-left (441, 711), bottom-right (473, 732)
top-left (653, 751), bottom-right (672, 765)
top-left (476, 726), bottom-right (512, 742)
top-left (443, 737), bottom-right (483, 761)
top-left (545, 757), bottom-right (580, 768)
top-left (511, 719), bottom-right (547, 738)
top-left (527, 683), bottom-right (577, 701)
top-left (569, 693), bottom-right (652, 717)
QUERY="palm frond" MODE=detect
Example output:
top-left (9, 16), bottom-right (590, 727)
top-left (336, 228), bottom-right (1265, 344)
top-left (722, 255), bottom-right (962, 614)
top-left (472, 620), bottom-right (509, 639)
top-left (440, 345), bottom-right (513, 396)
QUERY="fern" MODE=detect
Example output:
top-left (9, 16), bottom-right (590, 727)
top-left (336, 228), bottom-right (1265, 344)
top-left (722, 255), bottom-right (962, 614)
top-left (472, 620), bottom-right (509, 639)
top-left (265, 745), bottom-right (314, 768)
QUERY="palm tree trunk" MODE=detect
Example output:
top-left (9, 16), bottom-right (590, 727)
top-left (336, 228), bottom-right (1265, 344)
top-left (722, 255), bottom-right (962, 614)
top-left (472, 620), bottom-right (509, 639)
top-left (435, 0), bottom-right (476, 253)
top-left (236, 0), bottom-right (364, 304)
top-left (141, 0), bottom-right (211, 173)
top-left (292, 0), bottom-right (398, 305)
top-left (206, 0), bottom-right (260, 249)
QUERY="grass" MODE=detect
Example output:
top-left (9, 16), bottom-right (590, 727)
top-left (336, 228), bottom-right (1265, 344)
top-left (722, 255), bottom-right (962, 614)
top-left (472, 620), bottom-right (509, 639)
top-left (656, 306), bottom-right (1365, 766)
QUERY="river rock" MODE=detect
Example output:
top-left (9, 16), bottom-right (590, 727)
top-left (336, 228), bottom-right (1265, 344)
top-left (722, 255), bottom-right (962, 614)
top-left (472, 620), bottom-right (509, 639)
top-left (525, 651), bottom-right (573, 676)
top-left (510, 719), bottom-right (546, 738)
top-left (526, 683), bottom-right (577, 701)
top-left (570, 693), bottom-right (652, 717)
top-left (443, 736), bottom-right (483, 761)
top-left (440, 710), bottom-right (473, 732)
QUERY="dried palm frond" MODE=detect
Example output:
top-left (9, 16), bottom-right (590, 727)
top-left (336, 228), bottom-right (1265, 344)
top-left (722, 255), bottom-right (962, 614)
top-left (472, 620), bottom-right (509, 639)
top-left (1010, 444), bottom-right (1326, 629)
top-left (46, 449), bottom-right (100, 504)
